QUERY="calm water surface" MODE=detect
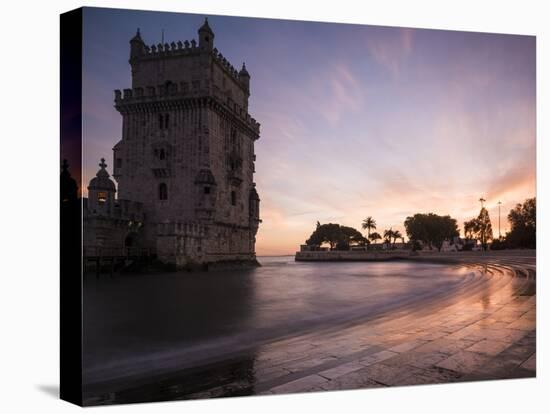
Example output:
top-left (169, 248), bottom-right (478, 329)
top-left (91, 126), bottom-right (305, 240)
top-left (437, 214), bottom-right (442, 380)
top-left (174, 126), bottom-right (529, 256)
top-left (83, 256), bottom-right (471, 381)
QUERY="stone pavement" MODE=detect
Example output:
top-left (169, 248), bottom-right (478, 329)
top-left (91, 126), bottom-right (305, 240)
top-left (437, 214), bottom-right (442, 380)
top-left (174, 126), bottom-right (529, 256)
top-left (251, 256), bottom-right (536, 395)
top-left (85, 254), bottom-right (536, 405)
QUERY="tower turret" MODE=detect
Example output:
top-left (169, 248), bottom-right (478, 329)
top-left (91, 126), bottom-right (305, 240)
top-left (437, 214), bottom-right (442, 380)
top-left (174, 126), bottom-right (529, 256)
top-left (198, 18), bottom-right (214, 52)
top-left (129, 28), bottom-right (145, 61)
top-left (239, 62), bottom-right (250, 93)
top-left (87, 158), bottom-right (116, 214)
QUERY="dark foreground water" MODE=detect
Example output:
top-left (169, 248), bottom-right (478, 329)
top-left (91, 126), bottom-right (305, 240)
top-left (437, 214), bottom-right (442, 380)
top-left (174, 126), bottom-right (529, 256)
top-left (83, 256), bottom-right (472, 386)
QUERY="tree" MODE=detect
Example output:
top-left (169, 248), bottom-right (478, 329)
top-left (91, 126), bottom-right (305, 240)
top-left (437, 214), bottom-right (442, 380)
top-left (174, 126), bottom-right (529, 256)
top-left (361, 217), bottom-right (376, 238)
top-left (505, 197), bottom-right (536, 248)
top-left (383, 228), bottom-right (394, 245)
top-left (369, 231), bottom-right (382, 245)
top-left (305, 223), bottom-right (366, 250)
top-left (404, 213), bottom-right (459, 252)
top-left (361, 217), bottom-right (377, 250)
top-left (392, 230), bottom-right (403, 248)
top-left (463, 218), bottom-right (477, 240)
top-left (474, 207), bottom-right (493, 251)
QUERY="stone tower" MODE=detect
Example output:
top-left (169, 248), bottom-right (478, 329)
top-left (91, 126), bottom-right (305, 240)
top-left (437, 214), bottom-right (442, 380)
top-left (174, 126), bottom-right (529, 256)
top-left (112, 19), bottom-right (261, 267)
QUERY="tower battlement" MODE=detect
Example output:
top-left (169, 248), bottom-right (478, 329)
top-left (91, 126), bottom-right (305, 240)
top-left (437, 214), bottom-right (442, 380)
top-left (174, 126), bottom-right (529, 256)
top-left (128, 20), bottom-right (250, 96)
top-left (131, 41), bottom-right (243, 82)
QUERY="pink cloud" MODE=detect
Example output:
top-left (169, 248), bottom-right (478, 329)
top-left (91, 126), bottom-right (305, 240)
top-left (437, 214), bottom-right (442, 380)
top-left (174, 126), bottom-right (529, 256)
top-left (365, 28), bottom-right (414, 77)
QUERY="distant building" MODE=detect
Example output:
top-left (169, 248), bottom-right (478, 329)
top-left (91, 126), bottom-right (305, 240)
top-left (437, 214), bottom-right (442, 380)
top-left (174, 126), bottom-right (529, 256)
top-left (83, 19), bottom-right (261, 267)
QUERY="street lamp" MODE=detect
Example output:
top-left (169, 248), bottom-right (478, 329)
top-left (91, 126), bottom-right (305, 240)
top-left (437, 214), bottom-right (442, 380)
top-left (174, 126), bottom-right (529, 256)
top-left (498, 201), bottom-right (502, 240)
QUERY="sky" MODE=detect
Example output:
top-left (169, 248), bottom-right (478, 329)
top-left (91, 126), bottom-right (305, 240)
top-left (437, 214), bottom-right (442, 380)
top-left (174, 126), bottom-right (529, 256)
top-left (82, 7), bottom-right (536, 256)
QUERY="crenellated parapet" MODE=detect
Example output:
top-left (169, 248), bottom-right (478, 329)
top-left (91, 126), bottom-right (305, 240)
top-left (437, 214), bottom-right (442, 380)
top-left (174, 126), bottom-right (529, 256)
top-left (133, 38), bottom-right (200, 60)
top-left (211, 48), bottom-right (242, 84)
top-left (129, 22), bottom-right (249, 94)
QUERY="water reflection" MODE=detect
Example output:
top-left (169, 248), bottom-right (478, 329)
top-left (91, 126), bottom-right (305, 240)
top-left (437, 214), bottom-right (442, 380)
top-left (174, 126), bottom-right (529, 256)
top-left (83, 256), bottom-right (473, 403)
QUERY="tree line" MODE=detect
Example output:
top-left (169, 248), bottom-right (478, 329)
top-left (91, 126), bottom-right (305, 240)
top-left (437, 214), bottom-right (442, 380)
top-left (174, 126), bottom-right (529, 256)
top-left (304, 197), bottom-right (535, 251)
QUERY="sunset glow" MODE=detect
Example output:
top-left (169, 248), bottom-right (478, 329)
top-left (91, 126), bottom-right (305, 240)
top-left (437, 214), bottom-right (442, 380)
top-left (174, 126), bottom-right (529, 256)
top-left (82, 9), bottom-right (535, 256)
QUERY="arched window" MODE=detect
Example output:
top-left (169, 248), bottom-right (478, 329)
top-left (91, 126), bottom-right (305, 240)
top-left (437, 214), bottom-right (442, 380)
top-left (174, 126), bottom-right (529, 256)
top-left (158, 114), bottom-right (164, 130)
top-left (159, 183), bottom-right (168, 200)
top-left (164, 113), bottom-right (170, 129)
top-left (97, 191), bottom-right (107, 204)
top-left (159, 148), bottom-right (166, 160)
top-left (231, 191), bottom-right (236, 206)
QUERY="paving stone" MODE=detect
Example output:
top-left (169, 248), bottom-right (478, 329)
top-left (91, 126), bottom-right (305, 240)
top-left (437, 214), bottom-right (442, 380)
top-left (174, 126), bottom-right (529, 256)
top-left (482, 328), bottom-right (528, 343)
top-left (397, 367), bottom-right (462, 385)
top-left (319, 370), bottom-right (383, 391)
top-left (467, 356), bottom-right (535, 381)
top-left (318, 361), bottom-right (366, 380)
top-left (490, 311), bottom-right (527, 323)
top-left (358, 350), bottom-right (399, 366)
top-left (253, 366), bottom-right (292, 382)
top-left (269, 374), bottom-right (328, 394)
top-left (435, 350), bottom-right (492, 374)
top-left (389, 340), bottom-right (427, 353)
top-left (508, 318), bottom-right (536, 331)
top-left (521, 310), bottom-right (536, 320)
top-left (356, 363), bottom-right (425, 386)
top-left (284, 355), bottom-right (339, 373)
top-left (520, 354), bottom-right (536, 371)
top-left (414, 338), bottom-right (477, 356)
top-left (465, 340), bottom-right (510, 356)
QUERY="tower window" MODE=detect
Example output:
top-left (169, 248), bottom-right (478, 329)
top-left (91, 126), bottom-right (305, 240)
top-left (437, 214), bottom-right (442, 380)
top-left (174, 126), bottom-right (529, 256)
top-left (204, 186), bottom-right (211, 195)
top-left (115, 158), bottom-right (123, 168)
top-left (158, 113), bottom-right (170, 130)
top-left (97, 192), bottom-right (107, 203)
top-left (159, 183), bottom-right (168, 200)
top-left (231, 191), bottom-right (236, 206)
top-left (159, 148), bottom-right (166, 160)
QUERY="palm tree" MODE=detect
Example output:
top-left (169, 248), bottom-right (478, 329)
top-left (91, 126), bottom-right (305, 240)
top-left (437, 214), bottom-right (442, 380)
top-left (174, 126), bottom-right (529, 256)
top-left (361, 217), bottom-right (377, 238)
top-left (392, 230), bottom-right (403, 248)
top-left (362, 217), bottom-right (376, 250)
top-left (369, 231), bottom-right (381, 245)
top-left (383, 228), bottom-right (394, 247)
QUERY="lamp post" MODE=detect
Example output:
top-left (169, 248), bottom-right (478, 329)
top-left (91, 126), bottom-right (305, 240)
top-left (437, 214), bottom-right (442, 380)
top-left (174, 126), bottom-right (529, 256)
top-left (498, 201), bottom-right (502, 240)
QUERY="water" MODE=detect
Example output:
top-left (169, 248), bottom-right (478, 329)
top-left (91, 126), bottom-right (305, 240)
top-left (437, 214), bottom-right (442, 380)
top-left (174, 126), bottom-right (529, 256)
top-left (83, 256), bottom-right (472, 384)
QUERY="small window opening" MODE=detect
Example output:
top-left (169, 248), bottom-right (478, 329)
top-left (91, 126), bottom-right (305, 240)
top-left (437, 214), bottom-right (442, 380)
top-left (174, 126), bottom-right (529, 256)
top-left (231, 191), bottom-right (236, 206)
top-left (159, 183), bottom-right (168, 200)
top-left (204, 187), bottom-right (210, 195)
top-left (97, 191), bottom-right (107, 204)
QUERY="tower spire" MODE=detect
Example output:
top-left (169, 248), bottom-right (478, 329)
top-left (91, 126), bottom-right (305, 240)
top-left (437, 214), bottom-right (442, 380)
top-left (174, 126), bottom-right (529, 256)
top-left (198, 17), bottom-right (215, 51)
top-left (130, 28), bottom-right (145, 60)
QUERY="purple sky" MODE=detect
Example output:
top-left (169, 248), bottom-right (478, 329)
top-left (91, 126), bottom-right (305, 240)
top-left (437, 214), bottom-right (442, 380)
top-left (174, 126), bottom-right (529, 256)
top-left (82, 7), bottom-right (536, 255)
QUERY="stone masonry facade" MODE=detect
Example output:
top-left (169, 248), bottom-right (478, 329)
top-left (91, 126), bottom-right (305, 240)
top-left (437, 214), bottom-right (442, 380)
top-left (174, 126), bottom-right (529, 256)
top-left (84, 19), bottom-right (261, 268)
